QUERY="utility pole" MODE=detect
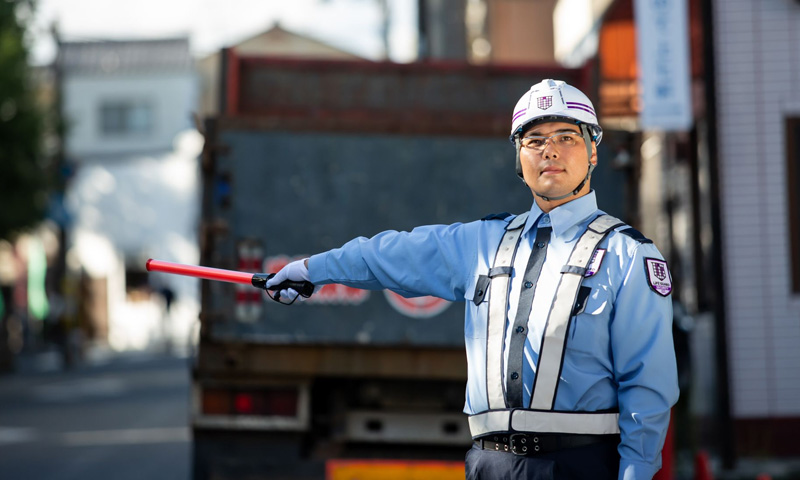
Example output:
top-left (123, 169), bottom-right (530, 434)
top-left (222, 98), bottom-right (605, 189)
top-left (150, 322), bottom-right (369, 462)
top-left (378, 0), bottom-right (390, 60)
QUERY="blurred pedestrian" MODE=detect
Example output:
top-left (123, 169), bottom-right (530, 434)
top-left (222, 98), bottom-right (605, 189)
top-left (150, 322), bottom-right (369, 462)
top-left (156, 283), bottom-right (176, 354)
top-left (268, 79), bottom-right (679, 480)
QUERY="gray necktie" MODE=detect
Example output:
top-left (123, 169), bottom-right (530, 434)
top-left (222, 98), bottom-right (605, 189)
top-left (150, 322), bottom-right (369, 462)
top-left (505, 225), bottom-right (551, 408)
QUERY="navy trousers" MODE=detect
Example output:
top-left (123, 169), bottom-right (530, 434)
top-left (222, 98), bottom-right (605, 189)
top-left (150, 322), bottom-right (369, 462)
top-left (464, 440), bottom-right (619, 480)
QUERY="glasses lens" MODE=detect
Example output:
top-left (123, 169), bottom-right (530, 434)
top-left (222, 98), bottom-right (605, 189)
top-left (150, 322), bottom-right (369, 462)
top-left (556, 132), bottom-right (579, 146)
top-left (522, 136), bottom-right (546, 149)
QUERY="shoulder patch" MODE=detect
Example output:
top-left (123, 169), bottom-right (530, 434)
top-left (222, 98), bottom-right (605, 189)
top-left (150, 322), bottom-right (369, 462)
top-left (618, 227), bottom-right (653, 244)
top-left (482, 212), bottom-right (512, 221)
top-left (645, 258), bottom-right (672, 296)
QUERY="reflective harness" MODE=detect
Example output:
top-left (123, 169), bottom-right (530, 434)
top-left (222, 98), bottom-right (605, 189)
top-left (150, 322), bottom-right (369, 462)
top-left (468, 213), bottom-right (625, 438)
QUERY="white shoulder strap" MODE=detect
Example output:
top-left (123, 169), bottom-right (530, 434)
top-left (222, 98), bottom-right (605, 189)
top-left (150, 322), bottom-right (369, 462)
top-left (528, 214), bottom-right (624, 410)
top-left (485, 212), bottom-right (528, 410)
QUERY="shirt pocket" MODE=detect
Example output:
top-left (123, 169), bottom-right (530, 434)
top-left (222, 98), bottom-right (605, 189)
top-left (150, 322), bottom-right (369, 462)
top-left (567, 284), bottom-right (612, 354)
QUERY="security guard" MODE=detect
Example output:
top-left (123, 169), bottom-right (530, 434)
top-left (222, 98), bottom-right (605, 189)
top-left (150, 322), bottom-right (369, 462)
top-left (267, 79), bottom-right (679, 480)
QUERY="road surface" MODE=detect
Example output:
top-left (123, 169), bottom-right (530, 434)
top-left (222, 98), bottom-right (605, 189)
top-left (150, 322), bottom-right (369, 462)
top-left (0, 350), bottom-right (191, 480)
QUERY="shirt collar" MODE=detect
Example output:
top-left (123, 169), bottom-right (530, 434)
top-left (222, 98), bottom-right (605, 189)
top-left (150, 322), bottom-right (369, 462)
top-left (522, 190), bottom-right (599, 239)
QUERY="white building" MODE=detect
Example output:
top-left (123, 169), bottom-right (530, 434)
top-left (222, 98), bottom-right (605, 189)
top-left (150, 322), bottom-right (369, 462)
top-left (713, 0), bottom-right (800, 455)
top-left (59, 38), bottom-right (201, 354)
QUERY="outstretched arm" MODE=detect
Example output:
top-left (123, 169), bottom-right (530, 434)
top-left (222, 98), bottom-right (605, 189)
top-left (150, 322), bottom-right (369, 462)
top-left (267, 222), bottom-right (479, 303)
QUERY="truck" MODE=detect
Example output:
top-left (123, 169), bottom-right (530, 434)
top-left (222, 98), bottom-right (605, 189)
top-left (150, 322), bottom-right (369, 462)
top-left (191, 50), bottom-right (615, 479)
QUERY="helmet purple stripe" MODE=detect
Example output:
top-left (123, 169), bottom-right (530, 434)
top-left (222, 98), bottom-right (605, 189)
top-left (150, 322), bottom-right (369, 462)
top-left (566, 102), bottom-right (595, 115)
top-left (512, 109), bottom-right (527, 121)
top-left (567, 105), bottom-right (596, 116)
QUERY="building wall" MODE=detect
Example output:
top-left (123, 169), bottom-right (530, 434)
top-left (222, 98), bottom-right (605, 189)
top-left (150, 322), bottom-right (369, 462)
top-left (64, 72), bottom-right (196, 158)
top-left (487, 0), bottom-right (557, 65)
top-left (714, 0), bottom-right (800, 418)
top-left (62, 58), bottom-right (200, 353)
top-left (65, 132), bottom-right (202, 352)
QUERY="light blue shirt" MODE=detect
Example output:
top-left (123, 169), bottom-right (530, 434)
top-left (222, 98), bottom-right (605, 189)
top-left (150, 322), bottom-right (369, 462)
top-left (308, 191), bottom-right (679, 480)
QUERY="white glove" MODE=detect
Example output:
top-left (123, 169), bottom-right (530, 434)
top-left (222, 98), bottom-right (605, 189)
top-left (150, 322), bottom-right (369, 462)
top-left (265, 258), bottom-right (310, 302)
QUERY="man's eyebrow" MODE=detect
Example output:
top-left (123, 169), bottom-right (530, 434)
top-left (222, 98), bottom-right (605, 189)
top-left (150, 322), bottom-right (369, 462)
top-left (524, 128), bottom-right (580, 136)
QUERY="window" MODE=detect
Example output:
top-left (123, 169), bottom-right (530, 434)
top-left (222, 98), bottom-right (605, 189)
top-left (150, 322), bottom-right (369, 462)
top-left (99, 100), bottom-right (153, 136)
top-left (787, 117), bottom-right (800, 293)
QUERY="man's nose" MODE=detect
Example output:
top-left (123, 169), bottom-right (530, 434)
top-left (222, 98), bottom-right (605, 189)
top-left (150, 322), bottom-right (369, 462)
top-left (542, 143), bottom-right (557, 158)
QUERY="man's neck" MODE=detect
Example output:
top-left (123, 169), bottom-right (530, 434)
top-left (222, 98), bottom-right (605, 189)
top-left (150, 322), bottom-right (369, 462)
top-left (534, 189), bottom-right (590, 213)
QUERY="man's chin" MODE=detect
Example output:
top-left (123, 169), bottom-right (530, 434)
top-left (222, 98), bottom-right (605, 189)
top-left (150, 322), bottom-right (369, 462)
top-left (532, 184), bottom-right (567, 198)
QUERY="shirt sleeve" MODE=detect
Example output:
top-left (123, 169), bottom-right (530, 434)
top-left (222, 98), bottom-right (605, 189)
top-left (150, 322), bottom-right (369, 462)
top-left (610, 243), bottom-right (680, 480)
top-left (307, 222), bottom-right (478, 301)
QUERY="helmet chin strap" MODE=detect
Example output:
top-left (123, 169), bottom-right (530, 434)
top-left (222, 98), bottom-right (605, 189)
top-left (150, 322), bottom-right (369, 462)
top-left (517, 124), bottom-right (596, 202)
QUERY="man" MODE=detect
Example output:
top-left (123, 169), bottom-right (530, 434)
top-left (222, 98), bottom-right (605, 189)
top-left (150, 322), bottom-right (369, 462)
top-left (267, 79), bottom-right (679, 480)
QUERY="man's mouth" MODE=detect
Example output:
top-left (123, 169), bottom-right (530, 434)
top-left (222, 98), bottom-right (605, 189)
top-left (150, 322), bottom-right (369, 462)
top-left (540, 166), bottom-right (564, 176)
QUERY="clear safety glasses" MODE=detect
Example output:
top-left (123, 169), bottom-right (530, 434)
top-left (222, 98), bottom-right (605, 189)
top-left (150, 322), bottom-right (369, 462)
top-left (520, 131), bottom-right (584, 151)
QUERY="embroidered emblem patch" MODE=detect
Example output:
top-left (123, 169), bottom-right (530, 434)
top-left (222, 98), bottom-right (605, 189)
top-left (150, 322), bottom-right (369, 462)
top-left (645, 258), bottom-right (672, 296)
top-left (537, 96), bottom-right (553, 110)
top-left (585, 249), bottom-right (606, 277)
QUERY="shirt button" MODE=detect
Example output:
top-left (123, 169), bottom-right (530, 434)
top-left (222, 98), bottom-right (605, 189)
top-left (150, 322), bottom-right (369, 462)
top-left (524, 281), bottom-right (533, 288)
top-left (516, 326), bottom-right (525, 334)
top-left (537, 242), bottom-right (546, 248)
top-left (510, 372), bottom-right (519, 380)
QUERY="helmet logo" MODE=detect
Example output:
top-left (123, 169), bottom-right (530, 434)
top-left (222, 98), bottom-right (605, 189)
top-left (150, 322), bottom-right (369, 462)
top-left (536, 96), bottom-right (553, 110)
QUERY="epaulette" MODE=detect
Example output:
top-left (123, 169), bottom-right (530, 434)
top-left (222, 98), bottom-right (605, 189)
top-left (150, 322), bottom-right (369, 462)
top-left (481, 212), bottom-right (512, 221)
top-left (618, 227), bottom-right (653, 244)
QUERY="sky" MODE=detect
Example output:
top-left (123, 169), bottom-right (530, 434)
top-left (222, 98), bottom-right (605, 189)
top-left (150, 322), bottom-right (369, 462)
top-left (27, 0), bottom-right (418, 65)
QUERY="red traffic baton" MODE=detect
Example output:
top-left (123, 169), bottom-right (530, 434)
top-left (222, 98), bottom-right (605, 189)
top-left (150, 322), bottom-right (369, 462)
top-left (145, 259), bottom-right (315, 297)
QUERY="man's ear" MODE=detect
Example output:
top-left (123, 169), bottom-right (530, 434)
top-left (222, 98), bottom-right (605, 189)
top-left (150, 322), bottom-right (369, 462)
top-left (590, 142), bottom-right (598, 166)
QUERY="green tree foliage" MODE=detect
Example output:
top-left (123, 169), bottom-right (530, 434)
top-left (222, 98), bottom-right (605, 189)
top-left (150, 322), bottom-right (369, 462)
top-left (0, 0), bottom-right (48, 241)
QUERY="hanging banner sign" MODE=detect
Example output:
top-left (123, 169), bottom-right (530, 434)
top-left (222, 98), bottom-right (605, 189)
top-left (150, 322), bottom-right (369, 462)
top-left (633, 0), bottom-right (693, 130)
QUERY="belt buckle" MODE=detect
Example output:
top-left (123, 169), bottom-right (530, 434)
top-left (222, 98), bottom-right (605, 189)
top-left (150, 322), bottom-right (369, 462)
top-left (509, 433), bottom-right (540, 456)
top-left (509, 433), bottom-right (541, 456)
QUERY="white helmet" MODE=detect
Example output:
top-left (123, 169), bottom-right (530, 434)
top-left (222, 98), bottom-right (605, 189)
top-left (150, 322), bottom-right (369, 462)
top-left (509, 79), bottom-right (602, 145)
top-left (509, 79), bottom-right (602, 199)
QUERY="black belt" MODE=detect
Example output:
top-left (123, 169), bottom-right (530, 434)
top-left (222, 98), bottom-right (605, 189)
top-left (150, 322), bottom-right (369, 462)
top-left (475, 433), bottom-right (619, 457)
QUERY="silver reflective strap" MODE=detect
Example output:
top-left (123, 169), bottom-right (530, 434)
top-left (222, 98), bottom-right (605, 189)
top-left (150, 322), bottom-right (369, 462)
top-left (529, 215), bottom-right (624, 410)
top-left (507, 212), bottom-right (529, 231)
top-left (468, 410), bottom-right (620, 437)
top-left (511, 410), bottom-right (621, 435)
top-left (468, 411), bottom-right (512, 438)
top-left (486, 212), bottom-right (528, 410)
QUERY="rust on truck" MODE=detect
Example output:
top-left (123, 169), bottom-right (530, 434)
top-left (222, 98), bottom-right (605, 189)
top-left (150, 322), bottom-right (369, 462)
top-left (221, 49), bottom-right (590, 136)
